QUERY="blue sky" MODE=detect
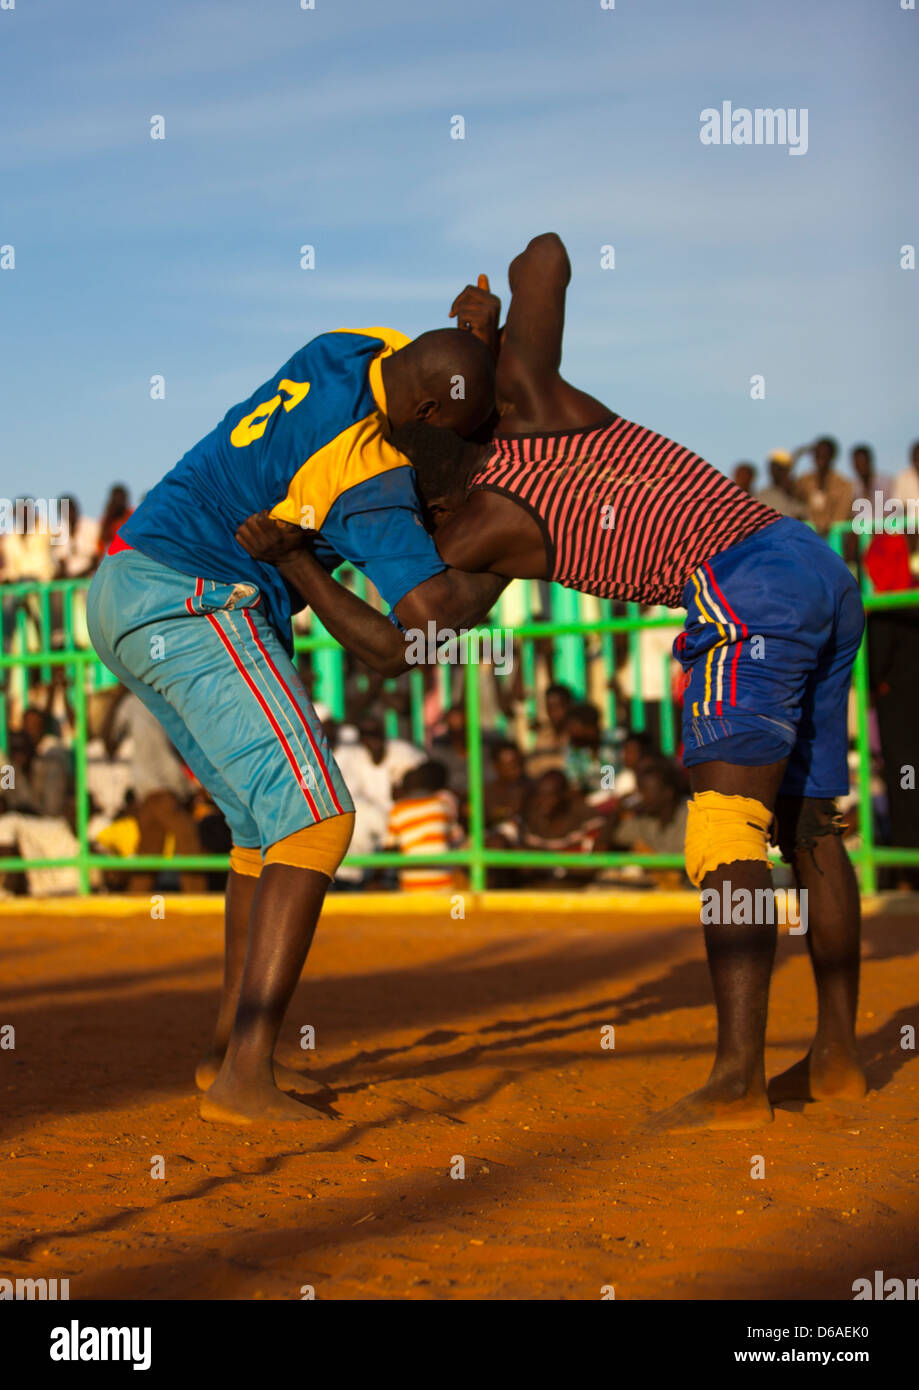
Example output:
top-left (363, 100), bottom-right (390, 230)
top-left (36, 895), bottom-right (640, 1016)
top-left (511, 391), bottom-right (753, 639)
top-left (1, 0), bottom-right (916, 513)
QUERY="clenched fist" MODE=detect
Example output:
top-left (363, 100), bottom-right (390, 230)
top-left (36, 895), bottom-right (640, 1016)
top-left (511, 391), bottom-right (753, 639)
top-left (449, 273), bottom-right (502, 358)
top-left (235, 510), bottom-right (310, 565)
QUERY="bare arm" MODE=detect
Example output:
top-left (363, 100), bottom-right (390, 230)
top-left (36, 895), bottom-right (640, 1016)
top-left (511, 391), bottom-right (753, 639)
top-left (494, 233), bottom-right (613, 432)
top-left (234, 514), bottom-right (506, 677)
top-left (444, 240), bottom-right (569, 426)
top-left (276, 551), bottom-right (505, 678)
top-left (500, 232), bottom-right (570, 390)
top-left (276, 550), bottom-right (410, 676)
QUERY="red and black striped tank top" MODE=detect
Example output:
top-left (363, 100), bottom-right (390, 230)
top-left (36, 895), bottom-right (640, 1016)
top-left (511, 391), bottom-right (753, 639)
top-left (468, 416), bottom-right (779, 608)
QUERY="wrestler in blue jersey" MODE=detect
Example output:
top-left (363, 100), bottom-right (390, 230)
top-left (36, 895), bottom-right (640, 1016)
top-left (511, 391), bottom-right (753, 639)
top-left (87, 320), bottom-right (502, 1126)
top-left (122, 328), bottom-right (447, 651)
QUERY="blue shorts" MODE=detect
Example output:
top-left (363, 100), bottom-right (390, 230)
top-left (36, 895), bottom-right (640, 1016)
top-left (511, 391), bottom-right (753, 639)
top-left (676, 518), bottom-right (865, 798)
top-left (87, 548), bottom-right (353, 850)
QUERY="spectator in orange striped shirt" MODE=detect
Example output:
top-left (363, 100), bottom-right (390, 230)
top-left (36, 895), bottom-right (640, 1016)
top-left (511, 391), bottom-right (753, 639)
top-left (386, 761), bottom-right (461, 893)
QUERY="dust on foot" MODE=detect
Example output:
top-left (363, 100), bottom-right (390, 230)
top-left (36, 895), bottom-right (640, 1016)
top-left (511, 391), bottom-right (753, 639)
top-left (196, 1054), bottom-right (333, 1100)
top-left (639, 1083), bottom-right (774, 1133)
top-left (769, 1051), bottom-right (867, 1105)
top-left (200, 1079), bottom-right (334, 1127)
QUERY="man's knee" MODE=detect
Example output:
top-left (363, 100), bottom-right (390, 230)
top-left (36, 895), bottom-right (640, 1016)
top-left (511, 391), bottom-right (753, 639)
top-left (685, 790), bottom-right (772, 887)
top-left (773, 795), bottom-right (846, 864)
top-left (264, 813), bottom-right (355, 880)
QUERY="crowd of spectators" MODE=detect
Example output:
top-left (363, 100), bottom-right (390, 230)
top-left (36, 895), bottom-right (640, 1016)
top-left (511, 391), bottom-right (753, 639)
top-left (0, 485), bottom-right (132, 588)
top-left (2, 440), bottom-right (918, 897)
top-left (734, 437), bottom-right (919, 544)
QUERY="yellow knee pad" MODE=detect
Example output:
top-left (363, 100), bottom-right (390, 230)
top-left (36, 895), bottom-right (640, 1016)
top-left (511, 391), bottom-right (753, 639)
top-left (684, 791), bottom-right (772, 887)
top-left (264, 812), bottom-right (355, 880)
top-left (229, 844), bottom-right (263, 878)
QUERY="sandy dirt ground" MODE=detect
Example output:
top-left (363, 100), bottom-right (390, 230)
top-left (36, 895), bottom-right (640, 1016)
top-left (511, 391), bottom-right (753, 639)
top-left (1, 898), bottom-right (917, 1301)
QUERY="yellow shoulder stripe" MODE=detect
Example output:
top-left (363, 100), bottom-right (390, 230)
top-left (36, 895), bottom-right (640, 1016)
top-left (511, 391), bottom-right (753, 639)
top-left (270, 328), bottom-right (413, 530)
top-left (331, 326), bottom-right (412, 352)
top-left (269, 413), bottom-right (410, 533)
top-left (331, 326), bottom-right (411, 415)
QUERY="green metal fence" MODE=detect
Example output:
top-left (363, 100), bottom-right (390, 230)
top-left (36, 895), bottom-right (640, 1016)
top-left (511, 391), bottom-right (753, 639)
top-left (1, 520), bottom-right (918, 895)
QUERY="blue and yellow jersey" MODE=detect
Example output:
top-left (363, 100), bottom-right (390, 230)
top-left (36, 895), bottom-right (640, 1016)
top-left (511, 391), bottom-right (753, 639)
top-left (121, 328), bottom-right (446, 651)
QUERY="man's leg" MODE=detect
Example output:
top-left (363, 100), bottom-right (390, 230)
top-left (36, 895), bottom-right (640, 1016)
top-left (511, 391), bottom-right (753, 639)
top-left (111, 715), bottom-right (316, 1093)
top-left (87, 564), bottom-right (324, 1097)
top-left (88, 551), bottom-right (354, 1124)
top-left (195, 859), bottom-right (332, 1098)
top-left (92, 681), bottom-right (320, 1094)
top-left (769, 797), bottom-right (866, 1101)
top-left (195, 864), bottom-right (258, 1089)
top-left (200, 866), bottom-right (328, 1124)
top-left (201, 815), bottom-right (353, 1125)
top-left (652, 519), bottom-right (865, 1131)
top-left (647, 758), bottom-right (788, 1132)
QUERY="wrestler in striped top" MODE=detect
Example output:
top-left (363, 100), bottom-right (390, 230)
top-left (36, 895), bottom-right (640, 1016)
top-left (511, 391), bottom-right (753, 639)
top-left (468, 418), bottom-right (777, 608)
top-left (270, 234), bottom-right (865, 1134)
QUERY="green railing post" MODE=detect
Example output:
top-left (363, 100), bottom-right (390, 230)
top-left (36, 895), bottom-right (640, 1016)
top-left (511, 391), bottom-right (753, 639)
top-left (553, 587), bottom-right (586, 695)
top-left (852, 635), bottom-right (876, 894)
top-left (39, 585), bottom-right (52, 683)
top-left (659, 649), bottom-right (676, 756)
top-left (15, 604), bottom-right (29, 711)
top-left (464, 633), bottom-right (486, 895)
top-left (309, 615), bottom-right (344, 719)
top-left (70, 653), bottom-right (91, 895)
top-left (601, 623), bottom-right (617, 732)
top-left (520, 582), bottom-right (537, 742)
top-left (627, 602), bottom-right (645, 732)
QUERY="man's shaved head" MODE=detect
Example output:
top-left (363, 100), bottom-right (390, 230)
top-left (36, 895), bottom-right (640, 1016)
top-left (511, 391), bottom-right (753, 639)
top-left (381, 329), bottom-right (495, 436)
top-left (391, 419), bottom-right (480, 517)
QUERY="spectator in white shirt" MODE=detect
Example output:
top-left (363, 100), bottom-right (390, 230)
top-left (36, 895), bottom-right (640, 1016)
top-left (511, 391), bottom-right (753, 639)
top-left (333, 713), bottom-right (426, 882)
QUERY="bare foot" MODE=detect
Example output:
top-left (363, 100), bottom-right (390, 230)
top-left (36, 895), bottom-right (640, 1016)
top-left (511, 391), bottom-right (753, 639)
top-left (769, 1049), bottom-right (867, 1105)
top-left (200, 1077), bottom-right (330, 1126)
top-left (640, 1081), bottom-right (774, 1133)
top-left (196, 1053), bottom-right (332, 1099)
